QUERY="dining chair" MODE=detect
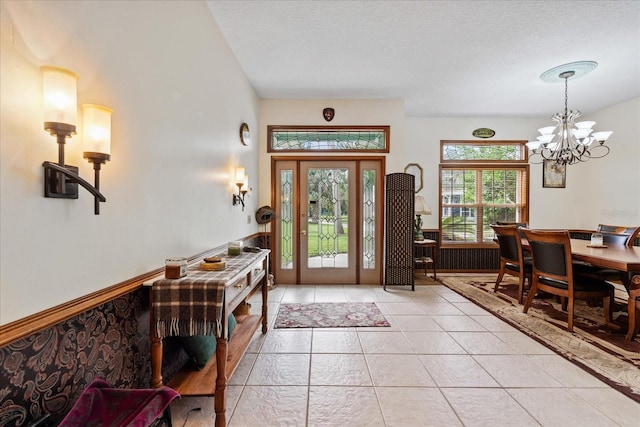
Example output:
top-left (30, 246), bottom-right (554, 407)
top-left (521, 229), bottom-right (614, 332)
top-left (491, 224), bottom-right (532, 304)
top-left (576, 225), bottom-right (640, 283)
top-left (496, 221), bottom-right (529, 237)
top-left (496, 221), bottom-right (529, 228)
top-left (597, 224), bottom-right (640, 247)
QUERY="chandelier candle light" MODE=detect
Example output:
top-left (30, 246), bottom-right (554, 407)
top-left (414, 194), bottom-right (432, 241)
top-left (526, 61), bottom-right (612, 166)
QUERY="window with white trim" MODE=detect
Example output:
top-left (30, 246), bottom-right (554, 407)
top-left (439, 141), bottom-right (530, 244)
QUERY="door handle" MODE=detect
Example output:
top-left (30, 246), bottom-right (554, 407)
top-left (301, 230), bottom-right (307, 235)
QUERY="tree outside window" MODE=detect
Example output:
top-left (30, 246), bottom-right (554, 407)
top-left (440, 141), bottom-right (529, 244)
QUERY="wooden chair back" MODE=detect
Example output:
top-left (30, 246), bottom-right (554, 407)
top-left (597, 224), bottom-right (640, 247)
top-left (521, 229), bottom-right (573, 284)
top-left (491, 224), bottom-right (525, 266)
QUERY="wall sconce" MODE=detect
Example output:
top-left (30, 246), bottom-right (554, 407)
top-left (232, 167), bottom-right (248, 210)
top-left (41, 66), bottom-right (112, 215)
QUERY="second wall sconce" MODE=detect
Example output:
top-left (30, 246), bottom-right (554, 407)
top-left (232, 167), bottom-right (248, 211)
top-left (41, 66), bottom-right (112, 215)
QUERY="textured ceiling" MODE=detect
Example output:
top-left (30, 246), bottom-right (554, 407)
top-left (206, 0), bottom-right (640, 118)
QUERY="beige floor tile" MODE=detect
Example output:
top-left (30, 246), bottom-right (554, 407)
top-left (507, 388), bottom-right (620, 426)
top-left (435, 291), bottom-right (471, 304)
top-left (308, 386), bottom-right (385, 427)
top-left (382, 301), bottom-right (428, 315)
top-left (373, 288), bottom-right (417, 302)
top-left (430, 315), bottom-right (487, 332)
top-left (246, 353), bottom-right (310, 385)
top-left (442, 388), bottom-right (539, 426)
top-left (366, 354), bottom-right (436, 386)
top-left (410, 289), bottom-right (449, 303)
top-left (473, 355), bottom-right (564, 387)
top-left (245, 329), bottom-right (267, 353)
top-left (469, 315), bottom-right (519, 331)
top-left (416, 302), bottom-right (466, 315)
top-left (260, 329), bottom-right (312, 353)
top-left (525, 354), bottom-right (610, 387)
top-left (418, 354), bottom-right (500, 387)
top-left (229, 386), bottom-right (308, 427)
top-left (376, 387), bottom-right (462, 427)
top-left (358, 331), bottom-right (414, 353)
top-left (228, 352), bottom-right (257, 386)
top-left (449, 331), bottom-right (520, 354)
top-left (570, 388), bottom-right (640, 426)
top-left (492, 332), bottom-right (555, 355)
top-left (314, 286), bottom-right (348, 302)
top-left (170, 386), bottom-right (242, 426)
top-left (281, 286), bottom-right (316, 302)
top-left (266, 301), bottom-right (280, 314)
top-left (391, 315), bottom-right (444, 331)
top-left (403, 331), bottom-right (466, 354)
top-left (343, 286), bottom-right (379, 302)
top-left (310, 353), bottom-right (372, 385)
top-left (312, 330), bottom-right (362, 353)
top-left (452, 302), bottom-right (491, 315)
top-left (264, 286), bottom-right (286, 302)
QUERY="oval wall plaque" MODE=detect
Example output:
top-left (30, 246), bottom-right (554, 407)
top-left (472, 128), bottom-right (495, 138)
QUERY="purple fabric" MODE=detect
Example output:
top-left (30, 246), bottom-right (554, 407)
top-left (59, 378), bottom-right (180, 427)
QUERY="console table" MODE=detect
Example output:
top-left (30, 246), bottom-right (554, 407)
top-left (144, 249), bottom-right (270, 427)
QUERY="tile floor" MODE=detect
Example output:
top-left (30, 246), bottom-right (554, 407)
top-left (170, 281), bottom-right (640, 426)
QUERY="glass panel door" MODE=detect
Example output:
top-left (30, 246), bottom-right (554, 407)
top-left (272, 158), bottom-right (383, 285)
top-left (300, 161), bottom-right (356, 283)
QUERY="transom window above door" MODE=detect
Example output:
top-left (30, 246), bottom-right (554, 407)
top-left (267, 125), bottom-right (389, 153)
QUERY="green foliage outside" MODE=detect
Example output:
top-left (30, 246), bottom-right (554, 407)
top-left (442, 144), bottom-right (525, 242)
top-left (307, 217), bottom-right (348, 257)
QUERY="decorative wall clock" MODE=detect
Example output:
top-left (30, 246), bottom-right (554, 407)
top-left (240, 123), bottom-right (250, 146)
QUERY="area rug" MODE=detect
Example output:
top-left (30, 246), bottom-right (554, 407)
top-left (274, 302), bottom-right (390, 328)
top-left (439, 274), bottom-right (640, 403)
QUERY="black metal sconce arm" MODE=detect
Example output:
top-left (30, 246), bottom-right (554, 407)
top-left (42, 161), bottom-right (106, 202)
top-left (232, 185), bottom-right (247, 211)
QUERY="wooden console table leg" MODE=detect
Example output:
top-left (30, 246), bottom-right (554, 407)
top-left (149, 289), bottom-right (163, 388)
top-left (215, 336), bottom-right (228, 427)
top-left (150, 335), bottom-right (163, 388)
top-left (432, 244), bottom-right (437, 280)
top-left (261, 276), bottom-right (268, 334)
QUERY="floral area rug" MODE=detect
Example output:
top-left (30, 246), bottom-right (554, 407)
top-left (274, 302), bottom-right (390, 328)
top-left (439, 274), bottom-right (640, 403)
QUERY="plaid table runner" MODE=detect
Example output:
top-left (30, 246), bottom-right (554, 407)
top-left (152, 250), bottom-right (265, 339)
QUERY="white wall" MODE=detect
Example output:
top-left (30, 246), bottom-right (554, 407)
top-left (0, 1), bottom-right (260, 324)
top-left (573, 97), bottom-right (640, 228)
top-left (404, 107), bottom-right (639, 230)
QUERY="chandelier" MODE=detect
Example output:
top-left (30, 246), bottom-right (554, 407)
top-left (527, 61), bottom-right (612, 165)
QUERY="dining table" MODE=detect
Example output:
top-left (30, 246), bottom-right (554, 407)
top-left (522, 237), bottom-right (640, 340)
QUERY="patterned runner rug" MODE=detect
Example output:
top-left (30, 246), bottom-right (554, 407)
top-left (439, 274), bottom-right (640, 403)
top-left (274, 302), bottom-right (390, 328)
